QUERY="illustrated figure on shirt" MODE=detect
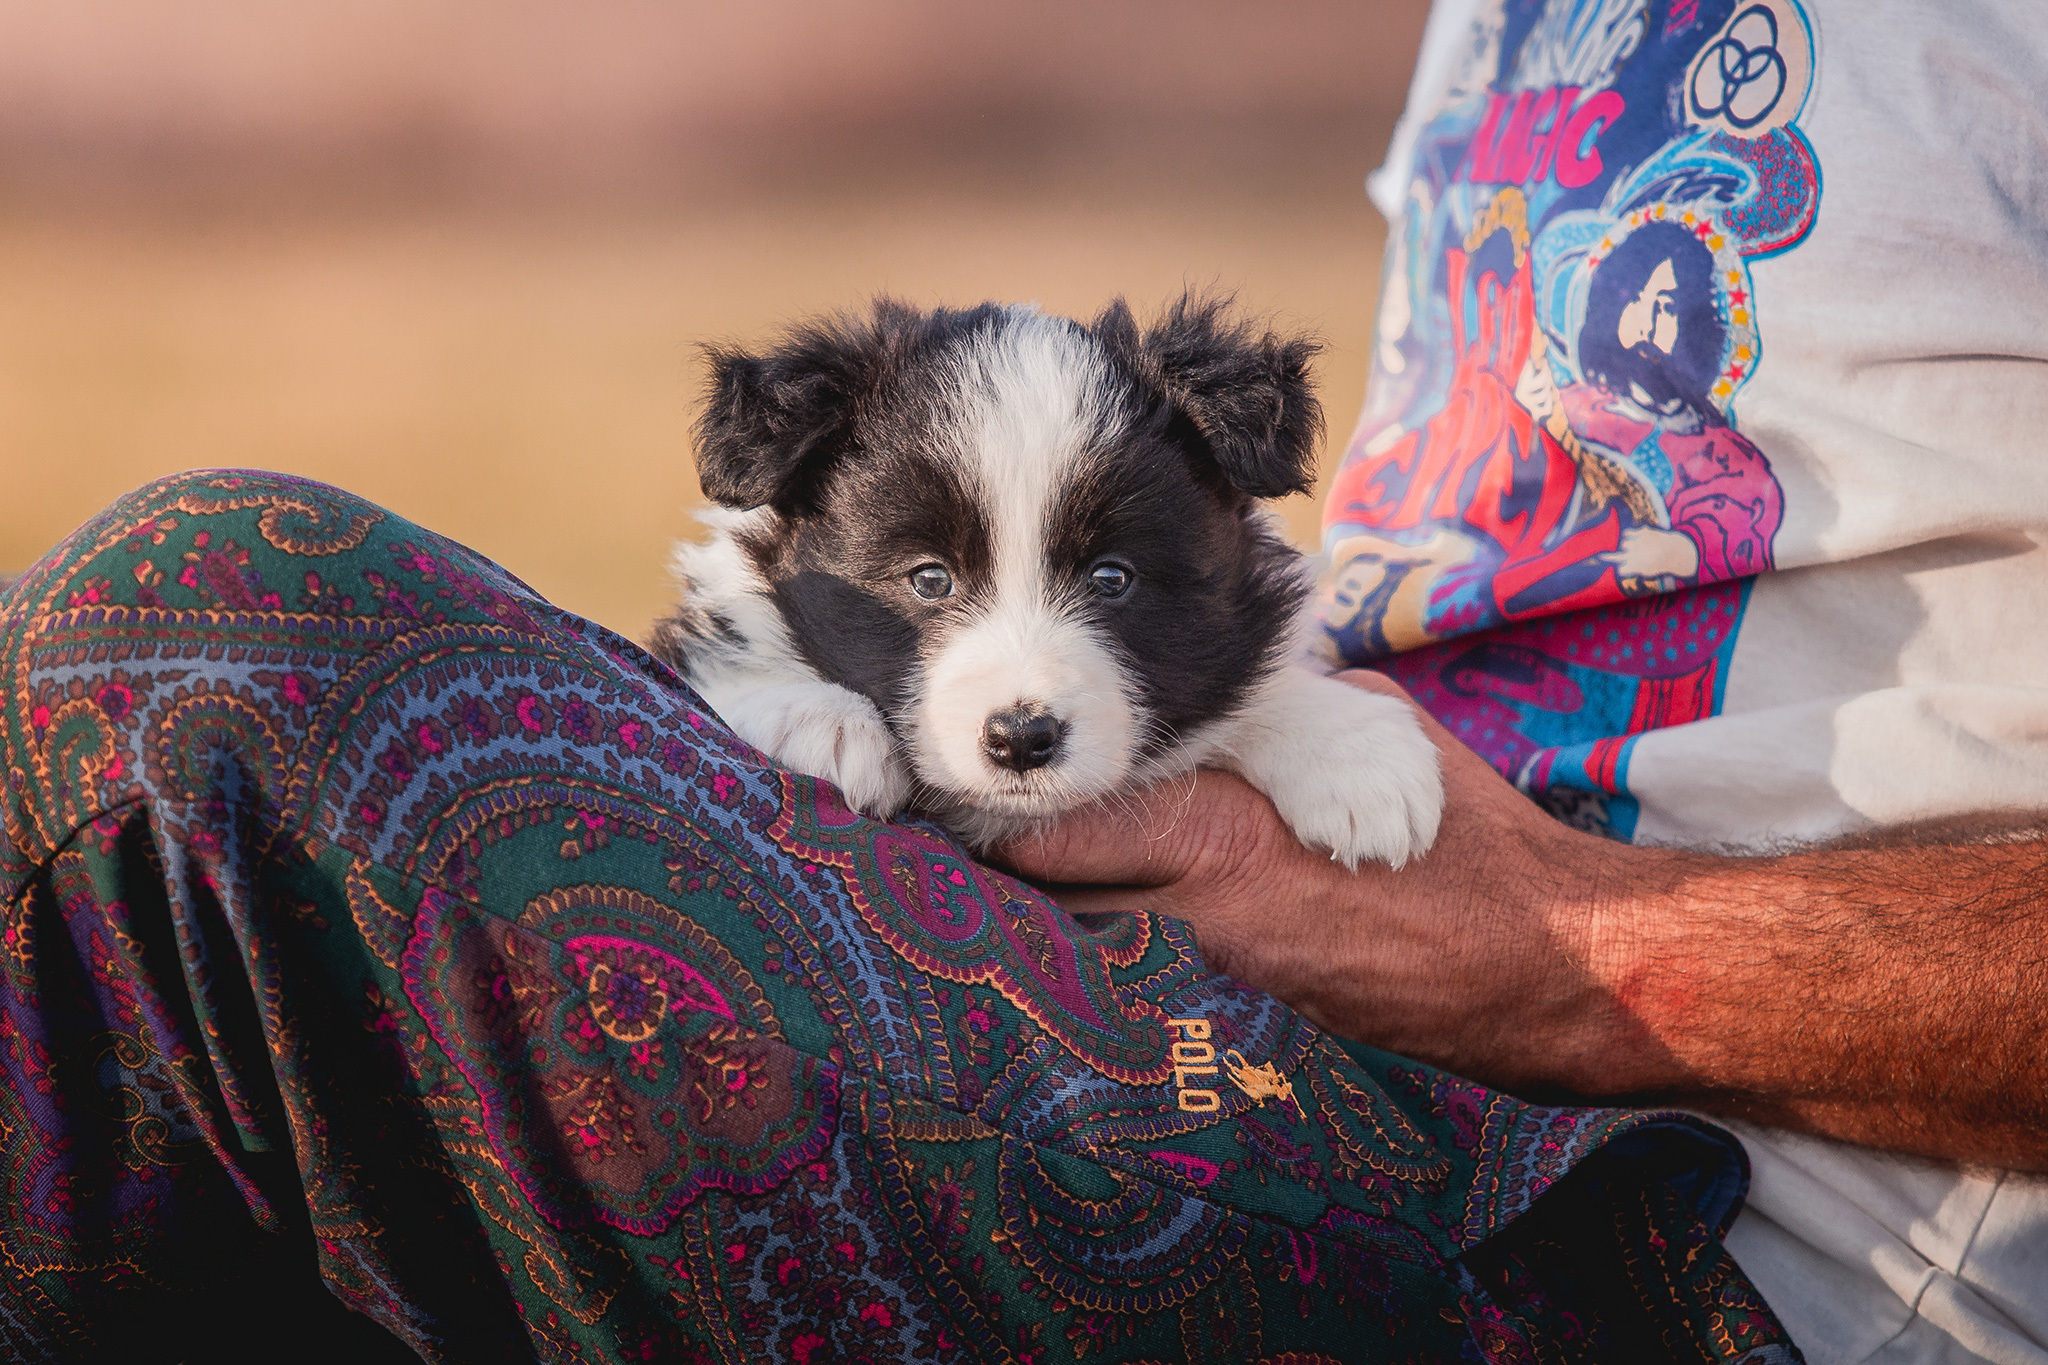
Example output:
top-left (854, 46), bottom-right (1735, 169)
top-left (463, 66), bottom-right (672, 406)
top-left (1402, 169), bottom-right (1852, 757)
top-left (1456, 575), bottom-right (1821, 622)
top-left (1564, 219), bottom-right (1781, 589)
top-left (1316, 0), bottom-right (1819, 835)
top-left (1324, 199), bottom-right (1783, 659)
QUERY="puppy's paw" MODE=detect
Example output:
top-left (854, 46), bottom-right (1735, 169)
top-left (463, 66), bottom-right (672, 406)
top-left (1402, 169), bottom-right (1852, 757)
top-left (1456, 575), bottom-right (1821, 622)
top-left (1228, 672), bottom-right (1443, 870)
top-left (719, 682), bottom-right (912, 819)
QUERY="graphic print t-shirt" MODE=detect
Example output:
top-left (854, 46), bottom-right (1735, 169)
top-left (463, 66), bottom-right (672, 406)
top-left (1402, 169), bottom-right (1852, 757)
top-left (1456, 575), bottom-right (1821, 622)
top-left (1322, 0), bottom-right (2048, 847)
top-left (1331, 4), bottom-right (2048, 1358)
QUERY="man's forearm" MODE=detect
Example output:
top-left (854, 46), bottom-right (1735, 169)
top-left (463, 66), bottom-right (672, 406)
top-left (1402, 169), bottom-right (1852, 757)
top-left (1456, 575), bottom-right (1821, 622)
top-left (999, 674), bottom-right (2048, 1171)
top-left (1584, 822), bottom-right (2048, 1169)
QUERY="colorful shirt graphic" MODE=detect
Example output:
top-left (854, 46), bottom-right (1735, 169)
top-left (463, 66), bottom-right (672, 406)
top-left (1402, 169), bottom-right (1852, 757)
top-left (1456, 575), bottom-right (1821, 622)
top-left (1323, 0), bottom-right (1820, 837)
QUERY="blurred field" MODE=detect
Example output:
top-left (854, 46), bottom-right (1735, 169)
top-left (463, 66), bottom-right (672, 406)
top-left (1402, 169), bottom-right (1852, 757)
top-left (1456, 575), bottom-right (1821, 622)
top-left (0, 2), bottom-right (1423, 639)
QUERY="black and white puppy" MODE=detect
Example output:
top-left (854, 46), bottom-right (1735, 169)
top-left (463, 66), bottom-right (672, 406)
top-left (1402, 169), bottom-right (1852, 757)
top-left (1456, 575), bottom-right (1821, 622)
top-left (651, 295), bottom-right (1441, 868)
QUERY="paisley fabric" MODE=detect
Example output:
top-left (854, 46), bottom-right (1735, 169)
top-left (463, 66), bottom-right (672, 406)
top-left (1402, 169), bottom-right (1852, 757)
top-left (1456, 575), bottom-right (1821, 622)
top-left (0, 471), bottom-right (1801, 1363)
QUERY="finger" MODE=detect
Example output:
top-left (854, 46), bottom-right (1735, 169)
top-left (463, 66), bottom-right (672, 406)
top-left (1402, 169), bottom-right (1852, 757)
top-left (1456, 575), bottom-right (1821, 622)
top-left (993, 779), bottom-right (1220, 887)
top-left (1040, 885), bottom-right (1174, 920)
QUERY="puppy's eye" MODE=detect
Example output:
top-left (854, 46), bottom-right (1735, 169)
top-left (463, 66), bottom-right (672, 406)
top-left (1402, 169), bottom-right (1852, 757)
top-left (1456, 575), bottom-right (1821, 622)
top-left (1088, 562), bottom-right (1134, 599)
top-left (909, 564), bottom-right (955, 600)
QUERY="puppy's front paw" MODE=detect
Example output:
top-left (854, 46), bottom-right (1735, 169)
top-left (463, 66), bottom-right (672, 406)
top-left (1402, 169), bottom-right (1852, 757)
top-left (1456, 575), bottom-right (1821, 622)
top-left (1230, 673), bottom-right (1444, 870)
top-left (719, 682), bottom-right (911, 819)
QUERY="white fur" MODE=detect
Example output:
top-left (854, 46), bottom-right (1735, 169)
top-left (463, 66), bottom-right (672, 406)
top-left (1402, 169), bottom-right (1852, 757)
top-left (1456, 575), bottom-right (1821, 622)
top-left (905, 312), bottom-right (1150, 833)
top-left (668, 507), bottom-right (801, 682)
top-left (1109, 568), bottom-right (1443, 869)
top-left (914, 605), bottom-right (1146, 848)
top-left (671, 508), bottom-right (912, 817)
top-left (670, 307), bottom-right (1444, 867)
top-left (716, 680), bottom-right (911, 816)
top-left (1191, 562), bottom-right (1443, 868)
top-left (1209, 667), bottom-right (1444, 869)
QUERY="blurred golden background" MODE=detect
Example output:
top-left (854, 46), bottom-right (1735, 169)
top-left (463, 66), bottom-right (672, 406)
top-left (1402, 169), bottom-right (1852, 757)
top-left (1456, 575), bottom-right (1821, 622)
top-left (0, 1), bottom-right (1426, 638)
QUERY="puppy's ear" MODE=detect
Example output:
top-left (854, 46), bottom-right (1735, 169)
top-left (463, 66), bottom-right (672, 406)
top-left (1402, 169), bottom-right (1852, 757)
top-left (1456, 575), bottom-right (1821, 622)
top-left (1097, 293), bottom-right (1323, 500)
top-left (694, 300), bottom-right (916, 511)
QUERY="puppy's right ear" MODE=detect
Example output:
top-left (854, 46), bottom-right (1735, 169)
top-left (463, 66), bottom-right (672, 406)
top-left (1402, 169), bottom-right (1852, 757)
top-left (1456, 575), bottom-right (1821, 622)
top-left (694, 303), bottom-right (911, 511)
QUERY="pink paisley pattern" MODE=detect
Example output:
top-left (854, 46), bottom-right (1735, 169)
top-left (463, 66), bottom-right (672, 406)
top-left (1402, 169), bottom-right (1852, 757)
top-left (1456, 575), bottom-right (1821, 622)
top-left (0, 471), bottom-right (1800, 1363)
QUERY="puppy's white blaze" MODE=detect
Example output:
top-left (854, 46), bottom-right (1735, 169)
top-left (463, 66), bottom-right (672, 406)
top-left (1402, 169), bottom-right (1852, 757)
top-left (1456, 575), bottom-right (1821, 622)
top-left (948, 308), bottom-right (1119, 604)
top-left (912, 600), bottom-right (1145, 812)
top-left (905, 309), bottom-right (1147, 818)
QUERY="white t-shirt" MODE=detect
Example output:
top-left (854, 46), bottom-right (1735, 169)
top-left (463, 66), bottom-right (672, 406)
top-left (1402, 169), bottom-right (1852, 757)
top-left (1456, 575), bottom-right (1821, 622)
top-left (1330, 2), bottom-right (2048, 1360)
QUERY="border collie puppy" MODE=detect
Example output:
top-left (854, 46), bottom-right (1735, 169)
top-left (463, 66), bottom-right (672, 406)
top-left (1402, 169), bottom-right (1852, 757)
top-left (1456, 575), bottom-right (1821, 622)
top-left (651, 295), bottom-right (1441, 868)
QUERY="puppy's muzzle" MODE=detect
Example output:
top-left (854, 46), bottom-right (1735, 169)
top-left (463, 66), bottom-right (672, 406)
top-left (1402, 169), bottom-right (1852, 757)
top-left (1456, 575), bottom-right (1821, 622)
top-left (981, 707), bottom-right (1065, 773)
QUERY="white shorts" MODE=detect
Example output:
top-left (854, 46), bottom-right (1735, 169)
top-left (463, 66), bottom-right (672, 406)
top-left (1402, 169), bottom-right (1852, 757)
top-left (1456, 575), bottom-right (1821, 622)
top-left (1721, 1121), bottom-right (2048, 1364)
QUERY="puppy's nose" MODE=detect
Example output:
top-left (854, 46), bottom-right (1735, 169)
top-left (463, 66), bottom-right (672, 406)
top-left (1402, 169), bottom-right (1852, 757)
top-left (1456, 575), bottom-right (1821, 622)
top-left (981, 708), bottom-right (1065, 772)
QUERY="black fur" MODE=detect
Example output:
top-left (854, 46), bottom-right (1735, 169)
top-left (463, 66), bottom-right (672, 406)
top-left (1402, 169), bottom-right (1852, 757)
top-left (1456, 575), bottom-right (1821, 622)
top-left (1093, 293), bottom-right (1323, 500)
top-left (696, 293), bottom-right (1321, 511)
top-left (1039, 388), bottom-right (1308, 757)
top-left (741, 445), bottom-right (993, 725)
top-left (695, 299), bottom-right (1010, 514)
top-left (661, 293), bottom-right (1322, 782)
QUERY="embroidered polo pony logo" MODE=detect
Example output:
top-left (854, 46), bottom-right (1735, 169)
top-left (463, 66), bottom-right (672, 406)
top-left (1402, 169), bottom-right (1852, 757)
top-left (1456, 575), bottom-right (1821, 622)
top-left (1223, 1050), bottom-right (1302, 1118)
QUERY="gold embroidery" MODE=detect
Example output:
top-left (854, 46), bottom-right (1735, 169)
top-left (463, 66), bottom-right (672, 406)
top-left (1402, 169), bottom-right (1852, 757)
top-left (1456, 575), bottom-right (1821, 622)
top-left (1222, 1050), bottom-right (1301, 1117)
top-left (1166, 1017), bottom-right (1220, 1112)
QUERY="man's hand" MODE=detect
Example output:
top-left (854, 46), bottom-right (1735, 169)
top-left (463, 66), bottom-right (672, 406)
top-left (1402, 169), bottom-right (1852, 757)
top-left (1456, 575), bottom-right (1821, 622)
top-left (999, 672), bottom-right (2048, 1170)
top-left (1001, 672), bottom-right (1651, 1098)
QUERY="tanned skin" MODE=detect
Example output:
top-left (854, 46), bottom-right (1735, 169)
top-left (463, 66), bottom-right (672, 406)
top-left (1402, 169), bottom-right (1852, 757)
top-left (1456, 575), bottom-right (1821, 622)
top-left (1000, 672), bottom-right (2048, 1172)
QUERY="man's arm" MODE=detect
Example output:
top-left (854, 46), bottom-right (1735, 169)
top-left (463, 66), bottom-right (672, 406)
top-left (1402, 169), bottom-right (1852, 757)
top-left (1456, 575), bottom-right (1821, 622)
top-left (999, 672), bottom-right (2048, 1171)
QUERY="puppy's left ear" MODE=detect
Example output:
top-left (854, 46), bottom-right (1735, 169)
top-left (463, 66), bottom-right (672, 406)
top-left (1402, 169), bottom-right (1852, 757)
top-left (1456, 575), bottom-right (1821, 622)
top-left (1097, 293), bottom-right (1324, 499)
